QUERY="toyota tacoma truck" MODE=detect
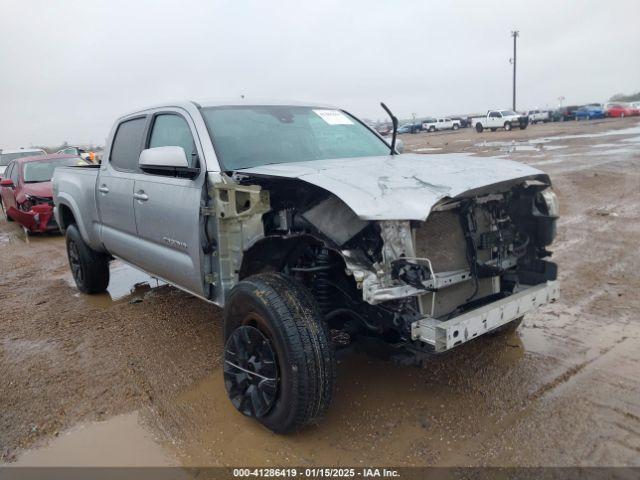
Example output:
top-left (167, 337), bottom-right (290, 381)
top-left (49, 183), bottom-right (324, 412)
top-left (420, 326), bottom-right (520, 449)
top-left (53, 101), bottom-right (559, 433)
top-left (472, 110), bottom-right (529, 132)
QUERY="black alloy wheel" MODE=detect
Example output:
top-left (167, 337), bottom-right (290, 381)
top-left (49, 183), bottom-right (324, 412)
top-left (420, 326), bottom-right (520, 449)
top-left (224, 325), bottom-right (278, 418)
top-left (67, 239), bottom-right (84, 285)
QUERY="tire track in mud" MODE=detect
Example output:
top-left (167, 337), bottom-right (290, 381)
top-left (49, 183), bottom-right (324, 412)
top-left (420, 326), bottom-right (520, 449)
top-left (435, 337), bottom-right (637, 466)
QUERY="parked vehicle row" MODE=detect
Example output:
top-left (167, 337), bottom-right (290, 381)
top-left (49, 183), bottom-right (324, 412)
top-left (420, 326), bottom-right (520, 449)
top-left (372, 98), bottom-right (638, 137)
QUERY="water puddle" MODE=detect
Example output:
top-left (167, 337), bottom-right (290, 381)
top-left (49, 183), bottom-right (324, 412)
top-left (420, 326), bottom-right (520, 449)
top-left (539, 124), bottom-right (640, 142)
top-left (591, 143), bottom-right (622, 148)
top-left (475, 140), bottom-right (549, 149)
top-left (0, 228), bottom-right (29, 245)
top-left (66, 261), bottom-right (165, 304)
top-left (12, 412), bottom-right (176, 466)
top-left (531, 158), bottom-right (564, 166)
top-left (414, 147), bottom-right (443, 152)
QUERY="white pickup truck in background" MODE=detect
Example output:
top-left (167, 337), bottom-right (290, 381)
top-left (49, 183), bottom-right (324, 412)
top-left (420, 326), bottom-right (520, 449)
top-left (526, 109), bottom-right (551, 123)
top-left (422, 118), bottom-right (461, 132)
top-left (472, 110), bottom-right (529, 133)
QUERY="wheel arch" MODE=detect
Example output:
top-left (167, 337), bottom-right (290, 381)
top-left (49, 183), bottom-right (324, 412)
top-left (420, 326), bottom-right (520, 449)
top-left (56, 203), bottom-right (76, 231)
top-left (55, 194), bottom-right (104, 251)
top-left (239, 234), bottom-right (328, 280)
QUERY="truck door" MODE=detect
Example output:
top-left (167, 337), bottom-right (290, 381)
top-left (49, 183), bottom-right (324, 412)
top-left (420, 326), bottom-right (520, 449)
top-left (488, 111), bottom-right (502, 128)
top-left (131, 110), bottom-right (206, 297)
top-left (1, 163), bottom-right (18, 212)
top-left (97, 116), bottom-right (146, 261)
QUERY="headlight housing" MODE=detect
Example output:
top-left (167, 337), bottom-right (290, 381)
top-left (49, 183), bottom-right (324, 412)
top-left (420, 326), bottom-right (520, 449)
top-left (539, 189), bottom-right (559, 217)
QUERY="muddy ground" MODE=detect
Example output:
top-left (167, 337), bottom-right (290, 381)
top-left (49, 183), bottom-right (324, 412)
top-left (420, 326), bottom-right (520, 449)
top-left (1, 118), bottom-right (639, 467)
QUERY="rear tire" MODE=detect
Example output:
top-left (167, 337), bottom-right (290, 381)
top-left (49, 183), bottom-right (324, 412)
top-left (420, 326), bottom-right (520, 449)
top-left (453, 124), bottom-right (459, 130)
top-left (475, 123), bottom-right (483, 133)
top-left (223, 272), bottom-right (336, 434)
top-left (429, 126), bottom-right (435, 132)
top-left (504, 122), bottom-right (512, 131)
top-left (65, 224), bottom-right (110, 293)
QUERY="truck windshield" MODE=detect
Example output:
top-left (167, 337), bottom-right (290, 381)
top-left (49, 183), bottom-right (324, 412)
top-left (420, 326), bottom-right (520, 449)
top-left (0, 151), bottom-right (45, 166)
top-left (200, 106), bottom-right (390, 170)
top-left (23, 158), bottom-right (88, 183)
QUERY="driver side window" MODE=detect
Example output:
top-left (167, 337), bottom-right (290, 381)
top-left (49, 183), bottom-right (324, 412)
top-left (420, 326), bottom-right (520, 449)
top-left (149, 114), bottom-right (198, 168)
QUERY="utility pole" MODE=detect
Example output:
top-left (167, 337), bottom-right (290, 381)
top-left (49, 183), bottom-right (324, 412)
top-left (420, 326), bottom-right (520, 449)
top-left (510, 30), bottom-right (519, 111)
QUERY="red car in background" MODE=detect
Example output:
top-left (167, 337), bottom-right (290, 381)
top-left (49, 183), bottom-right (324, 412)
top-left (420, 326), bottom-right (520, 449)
top-left (0, 154), bottom-right (88, 233)
top-left (606, 104), bottom-right (636, 118)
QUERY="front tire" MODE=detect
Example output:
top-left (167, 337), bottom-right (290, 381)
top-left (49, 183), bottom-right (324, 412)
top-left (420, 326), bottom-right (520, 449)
top-left (223, 272), bottom-right (336, 433)
top-left (65, 224), bottom-right (110, 293)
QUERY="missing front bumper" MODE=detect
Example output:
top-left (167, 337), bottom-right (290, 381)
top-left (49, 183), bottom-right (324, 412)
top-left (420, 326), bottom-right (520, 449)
top-left (7, 204), bottom-right (57, 233)
top-left (411, 280), bottom-right (559, 352)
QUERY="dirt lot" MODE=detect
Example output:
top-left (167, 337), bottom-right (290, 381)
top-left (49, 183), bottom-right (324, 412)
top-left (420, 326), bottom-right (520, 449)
top-left (1, 117), bottom-right (639, 467)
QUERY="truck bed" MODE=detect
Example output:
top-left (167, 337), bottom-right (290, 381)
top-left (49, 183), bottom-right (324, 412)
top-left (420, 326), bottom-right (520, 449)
top-left (53, 166), bottom-right (103, 250)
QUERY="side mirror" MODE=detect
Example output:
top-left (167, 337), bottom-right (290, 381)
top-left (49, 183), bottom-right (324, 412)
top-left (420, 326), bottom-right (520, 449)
top-left (139, 146), bottom-right (189, 169)
top-left (139, 146), bottom-right (199, 178)
top-left (395, 138), bottom-right (405, 154)
top-left (1, 179), bottom-right (14, 188)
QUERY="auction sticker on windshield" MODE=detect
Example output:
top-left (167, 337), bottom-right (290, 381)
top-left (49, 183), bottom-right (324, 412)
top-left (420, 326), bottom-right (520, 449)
top-left (313, 109), bottom-right (353, 125)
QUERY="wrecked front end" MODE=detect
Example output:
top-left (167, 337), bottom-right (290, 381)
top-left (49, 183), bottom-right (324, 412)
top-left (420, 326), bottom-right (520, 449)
top-left (343, 183), bottom-right (559, 355)
top-left (8, 197), bottom-right (58, 233)
top-left (210, 157), bottom-right (559, 362)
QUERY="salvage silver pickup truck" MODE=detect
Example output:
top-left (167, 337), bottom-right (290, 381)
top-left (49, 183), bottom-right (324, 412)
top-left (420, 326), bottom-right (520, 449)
top-left (53, 100), bottom-right (559, 433)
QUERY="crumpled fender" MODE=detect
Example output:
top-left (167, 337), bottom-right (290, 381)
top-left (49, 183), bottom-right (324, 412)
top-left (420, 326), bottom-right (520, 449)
top-left (7, 204), bottom-right (55, 233)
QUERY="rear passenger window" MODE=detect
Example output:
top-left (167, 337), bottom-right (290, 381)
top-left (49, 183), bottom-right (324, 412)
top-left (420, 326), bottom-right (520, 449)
top-left (110, 117), bottom-right (146, 171)
top-left (149, 114), bottom-right (198, 168)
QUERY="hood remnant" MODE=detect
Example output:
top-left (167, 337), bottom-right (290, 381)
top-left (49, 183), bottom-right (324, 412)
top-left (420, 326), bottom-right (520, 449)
top-left (238, 153), bottom-right (549, 220)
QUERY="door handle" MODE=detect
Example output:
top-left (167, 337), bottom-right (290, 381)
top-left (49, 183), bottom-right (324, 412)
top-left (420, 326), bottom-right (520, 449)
top-left (134, 191), bottom-right (149, 201)
top-left (98, 185), bottom-right (109, 193)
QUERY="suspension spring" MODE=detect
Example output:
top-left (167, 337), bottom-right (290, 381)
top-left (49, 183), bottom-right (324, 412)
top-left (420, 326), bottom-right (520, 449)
top-left (313, 248), bottom-right (332, 315)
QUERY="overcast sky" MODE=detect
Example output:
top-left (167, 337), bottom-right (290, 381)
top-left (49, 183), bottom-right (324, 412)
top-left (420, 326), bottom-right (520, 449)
top-left (1, 0), bottom-right (639, 148)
